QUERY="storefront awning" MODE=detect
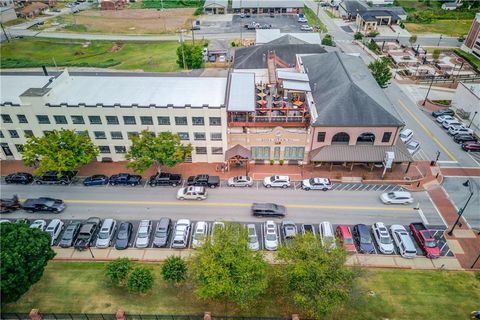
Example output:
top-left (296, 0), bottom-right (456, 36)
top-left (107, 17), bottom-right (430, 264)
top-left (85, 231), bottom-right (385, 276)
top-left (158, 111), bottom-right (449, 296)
top-left (225, 144), bottom-right (251, 160)
top-left (310, 143), bottom-right (413, 163)
top-left (282, 80), bottom-right (311, 91)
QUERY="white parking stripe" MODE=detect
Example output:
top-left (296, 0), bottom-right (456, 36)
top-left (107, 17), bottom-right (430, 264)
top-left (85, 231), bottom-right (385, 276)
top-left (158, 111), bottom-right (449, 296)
top-left (417, 208), bottom-right (429, 225)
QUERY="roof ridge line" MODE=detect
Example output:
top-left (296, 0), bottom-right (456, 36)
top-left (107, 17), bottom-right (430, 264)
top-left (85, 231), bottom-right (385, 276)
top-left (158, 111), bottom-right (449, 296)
top-left (334, 51), bottom-right (354, 83)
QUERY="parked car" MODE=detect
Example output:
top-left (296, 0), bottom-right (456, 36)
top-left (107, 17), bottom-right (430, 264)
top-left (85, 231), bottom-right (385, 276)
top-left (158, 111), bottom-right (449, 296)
top-left (5, 172), bottom-right (33, 184)
top-left (300, 25), bottom-right (313, 31)
top-left (22, 197), bottom-right (66, 213)
top-left (462, 142), bottom-right (480, 152)
top-left (263, 175), bottom-right (291, 188)
top-left (0, 219), bottom-right (10, 224)
top-left (171, 219), bottom-right (191, 249)
top-left (109, 173), bottom-right (142, 186)
top-left (409, 222), bottom-right (440, 259)
top-left (186, 174), bottom-right (220, 188)
top-left (246, 224), bottom-right (260, 251)
top-left (227, 176), bottom-right (253, 187)
top-left (176, 186), bottom-right (207, 200)
top-left (149, 172), bottom-right (182, 187)
top-left (15, 218), bottom-right (29, 224)
top-left (447, 125), bottom-right (473, 136)
top-left (432, 109), bottom-right (454, 117)
top-left (301, 223), bottom-right (316, 237)
top-left (406, 140), bottom-right (420, 155)
top-left (30, 219), bottom-right (47, 230)
top-left (453, 134), bottom-right (477, 144)
top-left (153, 218), bottom-right (172, 248)
top-left (352, 224), bottom-right (375, 254)
top-left (115, 222), bottom-right (133, 250)
top-left (390, 224), bottom-right (417, 258)
top-left (436, 115), bottom-right (455, 123)
top-left (281, 220), bottom-right (297, 244)
top-left (264, 220), bottom-right (279, 251)
top-left (35, 170), bottom-right (76, 185)
top-left (74, 217), bottom-right (101, 250)
top-left (380, 191), bottom-right (414, 205)
top-left (192, 221), bottom-right (209, 249)
top-left (399, 128), bottom-right (414, 144)
top-left (442, 119), bottom-right (463, 129)
top-left (58, 222), bottom-right (81, 248)
top-left (45, 219), bottom-right (64, 245)
top-left (298, 17), bottom-right (307, 23)
top-left (372, 222), bottom-right (394, 254)
top-left (335, 225), bottom-right (356, 253)
top-left (251, 203), bottom-right (286, 217)
top-left (96, 219), bottom-right (117, 248)
top-left (319, 221), bottom-right (336, 250)
top-left (0, 195), bottom-right (21, 213)
top-left (135, 220), bottom-right (152, 248)
top-left (301, 177), bottom-right (332, 191)
top-left (83, 174), bottom-right (109, 186)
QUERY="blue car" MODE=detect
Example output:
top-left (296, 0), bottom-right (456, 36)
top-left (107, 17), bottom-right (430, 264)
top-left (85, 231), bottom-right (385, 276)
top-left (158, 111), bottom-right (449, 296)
top-left (83, 174), bottom-right (109, 186)
top-left (353, 224), bottom-right (375, 254)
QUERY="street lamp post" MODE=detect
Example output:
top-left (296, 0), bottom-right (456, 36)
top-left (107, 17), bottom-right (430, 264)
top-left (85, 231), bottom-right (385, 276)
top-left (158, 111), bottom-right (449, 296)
top-left (468, 111), bottom-right (478, 128)
top-left (422, 69), bottom-right (437, 106)
top-left (437, 34), bottom-right (443, 46)
top-left (447, 180), bottom-right (474, 236)
top-left (177, 29), bottom-right (187, 71)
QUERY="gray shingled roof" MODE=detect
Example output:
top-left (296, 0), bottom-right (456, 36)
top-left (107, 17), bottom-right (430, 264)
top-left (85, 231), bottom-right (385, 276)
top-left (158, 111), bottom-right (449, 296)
top-left (232, 0), bottom-right (303, 9)
top-left (302, 52), bottom-right (404, 127)
top-left (267, 34), bottom-right (309, 45)
top-left (340, 0), bottom-right (368, 15)
top-left (360, 10), bottom-right (399, 21)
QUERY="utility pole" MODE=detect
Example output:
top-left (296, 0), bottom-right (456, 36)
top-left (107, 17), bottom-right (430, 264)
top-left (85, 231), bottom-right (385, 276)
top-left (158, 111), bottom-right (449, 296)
top-left (0, 23), bottom-right (9, 43)
top-left (178, 29), bottom-right (187, 71)
top-left (422, 69), bottom-right (437, 106)
top-left (316, 1), bottom-right (320, 17)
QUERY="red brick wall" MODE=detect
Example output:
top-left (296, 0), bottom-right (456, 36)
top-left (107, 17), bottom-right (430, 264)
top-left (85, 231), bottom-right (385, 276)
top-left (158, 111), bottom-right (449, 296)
top-left (465, 19), bottom-right (480, 49)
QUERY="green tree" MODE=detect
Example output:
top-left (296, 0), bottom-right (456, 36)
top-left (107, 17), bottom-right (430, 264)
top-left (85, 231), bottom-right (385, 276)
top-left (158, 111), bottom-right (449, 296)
top-left (105, 258), bottom-right (133, 287)
top-left (189, 44), bottom-right (204, 68)
top-left (432, 49), bottom-right (441, 61)
top-left (409, 35), bottom-right (418, 47)
top-left (277, 233), bottom-right (354, 318)
top-left (368, 58), bottom-right (392, 88)
top-left (354, 32), bottom-right (363, 40)
top-left (176, 43), bottom-right (204, 69)
top-left (161, 256), bottom-right (187, 286)
top-left (0, 223), bottom-right (56, 303)
top-left (22, 129), bottom-right (99, 175)
top-left (126, 266), bottom-right (154, 294)
top-left (189, 223), bottom-right (268, 308)
top-left (126, 130), bottom-right (192, 173)
top-left (321, 34), bottom-right (333, 46)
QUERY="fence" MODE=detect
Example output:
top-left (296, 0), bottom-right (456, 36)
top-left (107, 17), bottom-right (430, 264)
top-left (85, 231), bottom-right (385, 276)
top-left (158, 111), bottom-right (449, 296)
top-left (0, 314), bottom-right (290, 320)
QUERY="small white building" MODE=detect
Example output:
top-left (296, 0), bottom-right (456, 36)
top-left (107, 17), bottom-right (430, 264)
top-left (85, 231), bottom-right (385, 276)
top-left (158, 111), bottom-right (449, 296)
top-left (451, 82), bottom-right (480, 132)
top-left (203, 0), bottom-right (228, 14)
top-left (0, 6), bottom-right (17, 23)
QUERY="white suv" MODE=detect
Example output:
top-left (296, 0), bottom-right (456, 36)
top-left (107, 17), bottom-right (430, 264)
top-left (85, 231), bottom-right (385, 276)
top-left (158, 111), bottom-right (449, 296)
top-left (172, 219), bottom-right (191, 249)
top-left (448, 125), bottom-right (473, 136)
top-left (264, 220), bottom-right (278, 251)
top-left (399, 128), bottom-right (413, 143)
top-left (390, 224), bottom-right (417, 258)
top-left (301, 177), bottom-right (332, 191)
top-left (380, 191), bottom-right (414, 204)
top-left (176, 186), bottom-right (207, 200)
top-left (263, 175), bottom-right (291, 188)
top-left (45, 219), bottom-right (64, 245)
top-left (372, 222), bottom-right (394, 254)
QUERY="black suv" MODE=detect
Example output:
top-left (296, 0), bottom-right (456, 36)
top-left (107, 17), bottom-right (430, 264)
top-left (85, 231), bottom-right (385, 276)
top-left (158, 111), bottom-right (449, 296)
top-left (5, 172), bottom-right (33, 184)
top-left (149, 173), bottom-right (182, 187)
top-left (35, 171), bottom-right (77, 185)
top-left (74, 217), bottom-right (101, 250)
top-left (109, 173), bottom-right (142, 186)
top-left (453, 134), bottom-right (477, 144)
top-left (432, 109), bottom-right (454, 118)
top-left (251, 203), bottom-right (286, 217)
top-left (22, 197), bottom-right (66, 213)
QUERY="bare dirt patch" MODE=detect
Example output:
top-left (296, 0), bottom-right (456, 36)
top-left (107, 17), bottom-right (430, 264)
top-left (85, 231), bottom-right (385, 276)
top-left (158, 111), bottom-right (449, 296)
top-left (74, 8), bottom-right (195, 34)
top-left (110, 42), bottom-right (124, 52)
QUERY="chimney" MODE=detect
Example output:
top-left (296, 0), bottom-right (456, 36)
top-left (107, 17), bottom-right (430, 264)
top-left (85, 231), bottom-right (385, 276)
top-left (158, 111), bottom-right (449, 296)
top-left (42, 66), bottom-right (48, 76)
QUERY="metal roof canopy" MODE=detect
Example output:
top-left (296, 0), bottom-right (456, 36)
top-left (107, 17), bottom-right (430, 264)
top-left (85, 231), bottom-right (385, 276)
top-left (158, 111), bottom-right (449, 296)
top-left (227, 73), bottom-right (255, 112)
top-left (225, 144), bottom-right (251, 160)
top-left (282, 80), bottom-right (311, 91)
top-left (309, 143), bottom-right (413, 163)
top-left (277, 70), bottom-right (309, 82)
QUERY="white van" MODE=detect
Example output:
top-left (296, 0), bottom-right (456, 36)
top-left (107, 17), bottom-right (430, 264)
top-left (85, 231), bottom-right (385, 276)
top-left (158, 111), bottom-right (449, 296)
top-left (96, 218), bottom-right (117, 248)
top-left (399, 128), bottom-right (413, 143)
top-left (319, 221), bottom-right (336, 250)
top-left (45, 219), bottom-right (64, 245)
top-left (390, 225), bottom-right (417, 258)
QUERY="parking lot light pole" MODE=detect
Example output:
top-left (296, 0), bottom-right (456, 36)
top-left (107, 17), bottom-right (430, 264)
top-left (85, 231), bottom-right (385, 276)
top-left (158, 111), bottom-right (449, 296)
top-left (437, 34), bottom-right (443, 46)
top-left (468, 111), bottom-right (478, 128)
top-left (88, 246), bottom-right (95, 259)
top-left (447, 180), bottom-right (474, 236)
top-left (422, 69), bottom-right (437, 106)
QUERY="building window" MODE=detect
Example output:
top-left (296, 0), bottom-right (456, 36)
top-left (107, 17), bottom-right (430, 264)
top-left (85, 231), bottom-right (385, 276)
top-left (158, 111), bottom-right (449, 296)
top-left (111, 131), bottom-right (123, 140)
top-left (89, 116), bottom-right (102, 125)
top-left (195, 147), bottom-right (207, 154)
top-left (211, 147), bottom-right (223, 155)
top-left (8, 130), bottom-right (19, 138)
top-left (123, 116), bottom-right (136, 125)
top-left (106, 116), bottom-right (119, 125)
top-left (43, 131), bottom-right (53, 136)
top-left (127, 132), bottom-right (139, 139)
top-left (157, 116), bottom-right (170, 125)
top-left (210, 132), bottom-right (222, 141)
top-left (115, 146), bottom-right (127, 154)
top-left (94, 131), bottom-right (106, 139)
top-left (24, 130), bottom-right (34, 138)
top-left (317, 132), bottom-right (326, 142)
top-left (140, 116), bottom-right (153, 125)
top-left (1, 114), bottom-right (12, 123)
top-left (331, 132), bottom-right (350, 145)
top-left (284, 147), bottom-right (305, 160)
top-left (1, 143), bottom-right (13, 156)
top-left (53, 115), bottom-right (67, 124)
top-left (17, 114), bottom-right (28, 123)
top-left (178, 132), bottom-right (189, 140)
top-left (274, 146), bottom-right (280, 160)
top-left (175, 117), bottom-right (188, 125)
top-left (76, 131), bottom-right (88, 136)
top-left (357, 132), bottom-right (375, 145)
top-left (382, 132), bottom-right (392, 143)
top-left (251, 146), bottom-right (270, 160)
top-left (36, 115), bottom-right (50, 124)
top-left (15, 144), bottom-right (24, 153)
top-left (194, 132), bottom-right (206, 140)
top-left (71, 115), bottom-right (85, 124)
top-left (99, 146), bottom-right (111, 153)
top-left (209, 117), bottom-right (221, 126)
top-left (192, 117), bottom-right (204, 126)
top-left (0, 130), bottom-right (3, 138)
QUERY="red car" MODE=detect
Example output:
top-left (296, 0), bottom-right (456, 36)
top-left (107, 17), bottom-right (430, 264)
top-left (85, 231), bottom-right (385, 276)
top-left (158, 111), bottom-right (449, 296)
top-left (409, 223), bottom-right (440, 259)
top-left (462, 142), bottom-right (480, 152)
top-left (336, 225), bottom-right (356, 253)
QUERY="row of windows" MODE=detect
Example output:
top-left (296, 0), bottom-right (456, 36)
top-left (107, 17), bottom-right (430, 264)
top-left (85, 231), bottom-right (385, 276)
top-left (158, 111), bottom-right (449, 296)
top-left (1, 114), bottom-right (222, 126)
top-left (251, 146), bottom-right (305, 160)
top-left (317, 131), bottom-right (392, 144)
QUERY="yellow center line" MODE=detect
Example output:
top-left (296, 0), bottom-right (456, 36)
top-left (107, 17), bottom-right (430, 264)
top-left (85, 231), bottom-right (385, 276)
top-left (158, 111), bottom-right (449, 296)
top-left (62, 199), bottom-right (414, 212)
top-left (397, 99), bottom-right (457, 161)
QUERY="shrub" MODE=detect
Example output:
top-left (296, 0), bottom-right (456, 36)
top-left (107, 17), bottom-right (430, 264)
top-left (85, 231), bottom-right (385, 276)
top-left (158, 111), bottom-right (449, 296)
top-left (279, 159), bottom-right (285, 165)
top-left (194, 6), bottom-right (203, 16)
top-left (354, 32), bottom-right (363, 40)
top-left (321, 34), bottom-right (333, 46)
top-left (367, 31), bottom-right (379, 38)
top-left (270, 159), bottom-right (275, 165)
top-left (161, 256), bottom-right (187, 286)
top-left (106, 258), bottom-right (133, 287)
top-left (126, 266), bottom-right (154, 294)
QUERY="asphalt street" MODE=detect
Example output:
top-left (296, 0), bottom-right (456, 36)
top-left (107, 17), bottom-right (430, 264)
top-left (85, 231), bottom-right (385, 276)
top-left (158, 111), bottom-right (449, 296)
top-left (0, 183), bottom-right (445, 226)
top-left (442, 177), bottom-right (480, 230)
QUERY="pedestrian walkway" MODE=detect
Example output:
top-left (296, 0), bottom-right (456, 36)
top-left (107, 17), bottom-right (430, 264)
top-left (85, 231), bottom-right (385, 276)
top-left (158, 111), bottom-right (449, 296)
top-left (440, 167), bottom-right (480, 177)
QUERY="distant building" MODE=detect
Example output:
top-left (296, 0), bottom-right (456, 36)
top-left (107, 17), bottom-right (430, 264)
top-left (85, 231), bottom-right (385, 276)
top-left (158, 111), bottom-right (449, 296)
top-left (461, 12), bottom-right (480, 59)
top-left (232, 0), bottom-right (303, 14)
top-left (0, 6), bottom-right (16, 22)
top-left (441, 2), bottom-right (459, 10)
top-left (17, 1), bottom-right (47, 18)
top-left (340, 0), bottom-right (406, 22)
top-left (356, 10), bottom-right (401, 33)
top-left (99, 0), bottom-right (126, 10)
top-left (0, 0), bottom-right (14, 7)
top-left (203, 0), bottom-right (227, 14)
top-left (256, 29), bottom-right (322, 45)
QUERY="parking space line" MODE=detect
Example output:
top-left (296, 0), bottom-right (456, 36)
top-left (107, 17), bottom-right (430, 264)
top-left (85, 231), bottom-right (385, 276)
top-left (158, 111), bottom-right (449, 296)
top-left (345, 184), bottom-right (356, 191)
top-left (143, 180), bottom-right (148, 188)
top-left (352, 184), bottom-right (362, 191)
top-left (417, 208), bottom-right (429, 225)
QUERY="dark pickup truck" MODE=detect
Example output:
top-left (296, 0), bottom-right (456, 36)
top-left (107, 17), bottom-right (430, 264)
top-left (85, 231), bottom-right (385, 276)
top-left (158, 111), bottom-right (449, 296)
top-left (35, 170), bottom-right (77, 185)
top-left (409, 222), bottom-right (440, 259)
top-left (74, 217), bottom-right (101, 251)
top-left (0, 195), bottom-right (21, 214)
top-left (187, 174), bottom-right (220, 188)
top-left (109, 173), bottom-right (142, 186)
top-left (149, 172), bottom-right (182, 187)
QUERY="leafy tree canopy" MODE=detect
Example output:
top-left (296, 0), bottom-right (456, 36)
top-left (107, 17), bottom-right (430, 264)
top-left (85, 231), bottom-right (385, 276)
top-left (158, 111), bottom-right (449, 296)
top-left (368, 58), bottom-right (392, 88)
top-left (105, 258), bottom-right (133, 287)
top-left (126, 266), bottom-right (154, 294)
top-left (161, 256), bottom-right (188, 286)
top-left (176, 43), bottom-right (204, 69)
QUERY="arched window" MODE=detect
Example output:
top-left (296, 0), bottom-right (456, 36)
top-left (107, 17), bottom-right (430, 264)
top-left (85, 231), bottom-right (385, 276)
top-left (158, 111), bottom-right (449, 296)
top-left (357, 132), bottom-right (375, 145)
top-left (331, 132), bottom-right (350, 145)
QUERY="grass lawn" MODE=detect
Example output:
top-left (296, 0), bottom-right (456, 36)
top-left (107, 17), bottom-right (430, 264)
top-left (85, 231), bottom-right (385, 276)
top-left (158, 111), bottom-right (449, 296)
top-left (0, 38), bottom-right (181, 72)
top-left (2, 18), bottom-right (27, 27)
top-left (2, 261), bottom-right (479, 319)
top-left (454, 49), bottom-right (480, 72)
top-left (143, 0), bottom-right (204, 9)
top-left (304, 6), bottom-right (327, 33)
top-left (405, 20), bottom-right (472, 37)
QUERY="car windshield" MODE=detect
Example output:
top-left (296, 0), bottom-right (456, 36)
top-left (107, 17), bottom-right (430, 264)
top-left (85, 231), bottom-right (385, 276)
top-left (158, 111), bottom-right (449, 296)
top-left (117, 231), bottom-right (128, 240)
top-left (63, 230), bottom-right (73, 240)
top-left (155, 230), bottom-right (166, 237)
top-left (360, 234), bottom-right (372, 244)
top-left (248, 235), bottom-right (258, 243)
top-left (266, 234), bottom-right (276, 241)
top-left (44, 200), bottom-right (55, 207)
top-left (407, 144), bottom-right (417, 150)
top-left (194, 233), bottom-right (205, 241)
top-left (380, 236), bottom-right (392, 244)
top-left (138, 231), bottom-right (148, 238)
top-left (233, 177), bottom-right (239, 182)
top-left (387, 192), bottom-right (395, 198)
top-left (425, 239), bottom-right (437, 248)
top-left (98, 231), bottom-right (109, 239)
top-left (344, 238), bottom-right (354, 245)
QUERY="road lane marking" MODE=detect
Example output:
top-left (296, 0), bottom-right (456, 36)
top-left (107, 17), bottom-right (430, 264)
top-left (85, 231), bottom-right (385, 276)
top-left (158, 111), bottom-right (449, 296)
top-left (397, 99), bottom-right (457, 161)
top-left (417, 208), bottom-right (429, 225)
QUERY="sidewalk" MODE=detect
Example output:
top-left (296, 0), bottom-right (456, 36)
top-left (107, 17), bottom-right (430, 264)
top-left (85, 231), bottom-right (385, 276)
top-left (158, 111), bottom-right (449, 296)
top-left (440, 167), bottom-right (480, 177)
